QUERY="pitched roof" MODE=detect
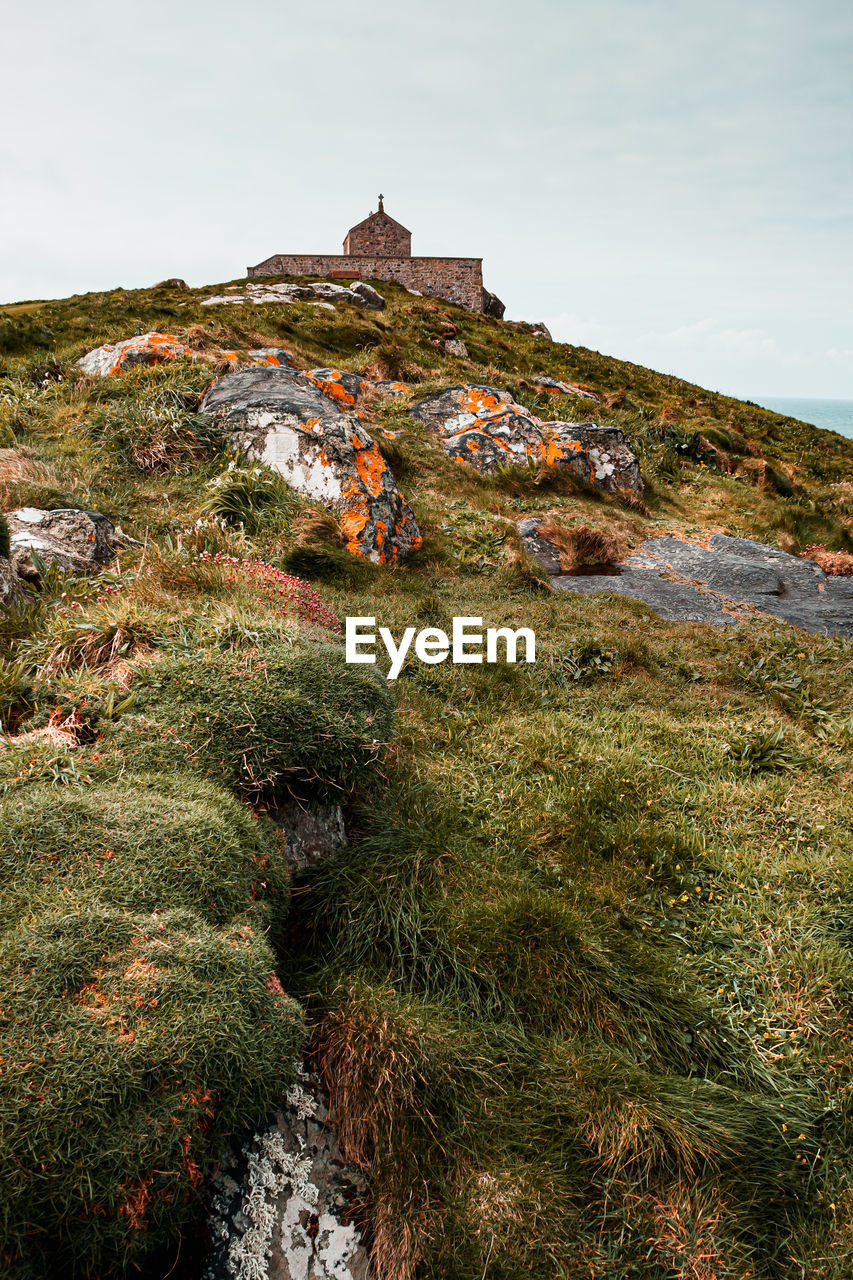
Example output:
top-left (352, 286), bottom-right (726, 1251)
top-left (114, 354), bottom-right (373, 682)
top-left (347, 208), bottom-right (411, 237)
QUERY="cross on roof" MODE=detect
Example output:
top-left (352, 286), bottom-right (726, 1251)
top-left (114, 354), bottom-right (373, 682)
top-left (378, 193), bottom-right (384, 211)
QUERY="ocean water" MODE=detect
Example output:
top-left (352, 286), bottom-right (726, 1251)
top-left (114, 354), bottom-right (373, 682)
top-left (756, 397), bottom-right (853, 440)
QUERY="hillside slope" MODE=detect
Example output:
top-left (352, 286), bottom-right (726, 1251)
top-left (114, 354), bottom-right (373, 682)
top-left (1, 277), bottom-right (852, 1280)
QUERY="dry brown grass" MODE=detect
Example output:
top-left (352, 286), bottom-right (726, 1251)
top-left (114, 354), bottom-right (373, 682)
top-left (537, 521), bottom-right (623, 572)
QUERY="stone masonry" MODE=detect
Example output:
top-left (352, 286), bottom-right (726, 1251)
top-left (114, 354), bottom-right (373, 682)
top-left (248, 198), bottom-right (492, 313)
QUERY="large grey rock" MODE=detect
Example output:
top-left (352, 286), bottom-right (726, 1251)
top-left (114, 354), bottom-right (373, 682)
top-left (349, 281), bottom-right (386, 309)
top-left (482, 289), bottom-right (506, 320)
top-left (205, 1068), bottom-right (372, 1280)
top-left (201, 370), bottom-right (422, 564)
top-left (551, 533), bottom-right (853, 636)
top-left (518, 320), bottom-right (552, 341)
top-left (7, 508), bottom-right (127, 578)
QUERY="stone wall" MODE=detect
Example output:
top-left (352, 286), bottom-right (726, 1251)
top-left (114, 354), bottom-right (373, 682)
top-left (248, 254), bottom-right (484, 312)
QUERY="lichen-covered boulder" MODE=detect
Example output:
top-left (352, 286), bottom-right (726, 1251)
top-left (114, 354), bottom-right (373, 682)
top-left (77, 332), bottom-right (194, 377)
top-left (205, 1068), bottom-right (371, 1280)
top-left (201, 369), bottom-right (421, 564)
top-left (545, 422), bottom-right (644, 493)
top-left (408, 384), bottom-right (531, 436)
top-left (407, 384), bottom-right (547, 474)
top-left (408, 385), bottom-right (644, 490)
top-left (7, 507), bottom-right (128, 578)
top-left (371, 380), bottom-right (413, 398)
top-left (305, 368), bottom-right (367, 411)
top-left (250, 348), bottom-right (294, 367)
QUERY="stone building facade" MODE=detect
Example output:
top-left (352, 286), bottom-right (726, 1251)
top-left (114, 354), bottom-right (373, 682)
top-left (248, 199), bottom-right (503, 316)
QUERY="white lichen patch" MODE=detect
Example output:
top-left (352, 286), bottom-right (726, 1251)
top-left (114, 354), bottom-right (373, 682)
top-left (204, 1067), bottom-right (371, 1280)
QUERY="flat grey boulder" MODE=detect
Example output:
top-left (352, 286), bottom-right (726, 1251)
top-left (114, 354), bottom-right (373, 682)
top-left (205, 1067), bottom-right (371, 1280)
top-left (7, 508), bottom-right (127, 578)
top-left (547, 533), bottom-right (853, 636)
top-left (201, 281), bottom-right (384, 310)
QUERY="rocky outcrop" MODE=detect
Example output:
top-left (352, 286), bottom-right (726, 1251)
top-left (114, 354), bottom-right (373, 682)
top-left (201, 368), bottom-right (421, 564)
top-left (534, 375), bottom-right (601, 403)
top-left (518, 320), bottom-right (552, 341)
top-left (6, 508), bottom-right (129, 578)
top-left (482, 289), bottom-right (506, 320)
top-left (546, 533), bottom-right (853, 636)
top-left (205, 1067), bottom-right (371, 1280)
top-left (201, 281), bottom-right (386, 310)
top-left (77, 332), bottom-right (194, 377)
top-left (350, 281), bottom-right (385, 310)
top-left (408, 385), bottom-right (643, 491)
top-left (272, 803), bottom-right (347, 875)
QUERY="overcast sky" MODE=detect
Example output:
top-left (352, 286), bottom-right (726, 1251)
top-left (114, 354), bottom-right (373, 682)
top-left (1, 0), bottom-right (850, 399)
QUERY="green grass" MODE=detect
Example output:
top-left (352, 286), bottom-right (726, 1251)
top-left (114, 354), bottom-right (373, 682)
top-left (0, 276), bottom-right (851, 1278)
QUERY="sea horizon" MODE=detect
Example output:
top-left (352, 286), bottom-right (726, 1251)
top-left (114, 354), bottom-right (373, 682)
top-left (754, 395), bottom-right (853, 440)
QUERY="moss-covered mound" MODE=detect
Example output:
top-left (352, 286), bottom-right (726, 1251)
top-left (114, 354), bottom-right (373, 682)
top-left (0, 903), bottom-right (303, 1278)
top-left (0, 774), bottom-right (290, 939)
top-left (113, 641), bottom-right (395, 803)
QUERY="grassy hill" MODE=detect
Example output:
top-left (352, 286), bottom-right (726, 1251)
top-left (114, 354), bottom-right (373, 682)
top-left (1, 277), bottom-right (852, 1279)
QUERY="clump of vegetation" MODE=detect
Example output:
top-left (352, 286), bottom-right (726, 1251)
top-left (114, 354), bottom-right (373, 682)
top-left (0, 774), bottom-right (290, 936)
top-left (111, 640), bottom-right (395, 803)
top-left (535, 521), bottom-right (622, 572)
top-left (0, 511), bottom-right (10, 559)
top-left (89, 361), bottom-right (221, 474)
top-left (201, 458), bottom-right (304, 530)
top-left (803, 543), bottom-right (853, 575)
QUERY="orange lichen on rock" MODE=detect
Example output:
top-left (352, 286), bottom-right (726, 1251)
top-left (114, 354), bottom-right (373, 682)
top-left (353, 438), bottom-right (388, 497)
top-left (305, 368), bottom-right (365, 410)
